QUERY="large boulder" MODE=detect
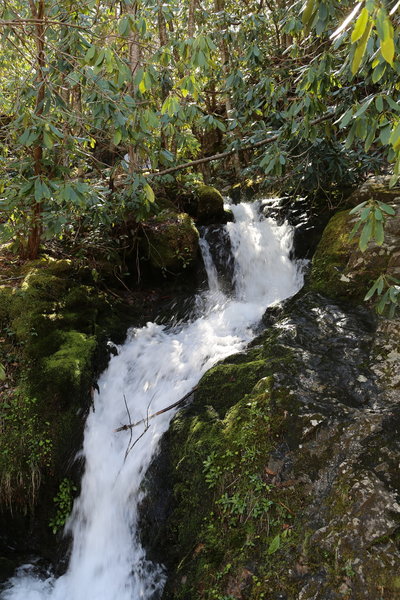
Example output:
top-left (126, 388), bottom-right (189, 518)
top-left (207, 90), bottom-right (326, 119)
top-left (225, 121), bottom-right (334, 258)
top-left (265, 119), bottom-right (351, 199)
top-left (141, 210), bottom-right (199, 274)
top-left (196, 185), bottom-right (226, 224)
top-left (142, 290), bottom-right (400, 600)
top-left (310, 177), bottom-right (400, 303)
top-left (184, 185), bottom-right (232, 225)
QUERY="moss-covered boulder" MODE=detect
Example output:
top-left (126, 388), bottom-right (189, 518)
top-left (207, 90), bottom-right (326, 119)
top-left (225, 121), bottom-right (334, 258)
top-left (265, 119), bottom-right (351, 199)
top-left (0, 261), bottom-right (98, 511)
top-left (310, 180), bottom-right (400, 302)
top-left (347, 174), bottom-right (400, 206)
top-left (142, 291), bottom-right (400, 600)
top-left (183, 184), bottom-right (232, 225)
top-left (195, 185), bottom-right (226, 224)
top-left (43, 331), bottom-right (96, 403)
top-left (141, 210), bottom-right (199, 273)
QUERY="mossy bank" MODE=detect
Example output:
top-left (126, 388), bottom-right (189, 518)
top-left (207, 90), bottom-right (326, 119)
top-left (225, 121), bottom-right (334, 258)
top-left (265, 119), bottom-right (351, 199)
top-left (0, 256), bottom-right (146, 575)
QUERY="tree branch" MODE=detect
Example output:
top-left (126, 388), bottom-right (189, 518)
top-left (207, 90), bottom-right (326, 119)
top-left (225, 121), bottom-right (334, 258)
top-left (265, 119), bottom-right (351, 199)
top-left (146, 112), bottom-right (334, 178)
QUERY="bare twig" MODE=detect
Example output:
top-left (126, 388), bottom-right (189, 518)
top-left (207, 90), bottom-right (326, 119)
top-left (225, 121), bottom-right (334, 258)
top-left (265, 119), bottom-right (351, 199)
top-left (124, 393), bottom-right (154, 460)
top-left (277, 500), bottom-right (295, 516)
top-left (115, 386), bottom-right (198, 433)
top-left (0, 275), bottom-right (25, 282)
top-left (123, 393), bottom-right (133, 461)
top-left (124, 422), bottom-right (150, 455)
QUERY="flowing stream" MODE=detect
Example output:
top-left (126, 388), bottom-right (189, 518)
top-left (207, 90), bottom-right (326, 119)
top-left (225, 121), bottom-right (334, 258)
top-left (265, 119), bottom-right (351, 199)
top-left (2, 201), bottom-right (304, 600)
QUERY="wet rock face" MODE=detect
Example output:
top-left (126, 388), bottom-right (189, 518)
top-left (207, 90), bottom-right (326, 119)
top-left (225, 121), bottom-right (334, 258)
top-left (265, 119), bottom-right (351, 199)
top-left (263, 295), bottom-right (400, 599)
top-left (149, 289), bottom-right (400, 600)
top-left (200, 224), bottom-right (235, 294)
top-left (261, 197), bottom-right (333, 260)
top-left (347, 175), bottom-right (400, 207)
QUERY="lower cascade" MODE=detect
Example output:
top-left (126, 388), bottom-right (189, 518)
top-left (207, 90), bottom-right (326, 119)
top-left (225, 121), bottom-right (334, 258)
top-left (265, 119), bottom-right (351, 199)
top-left (1, 201), bottom-right (304, 600)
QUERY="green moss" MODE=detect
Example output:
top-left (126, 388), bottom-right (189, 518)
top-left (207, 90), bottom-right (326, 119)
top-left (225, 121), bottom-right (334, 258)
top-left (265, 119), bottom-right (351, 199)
top-left (20, 269), bottom-right (68, 300)
top-left (20, 256), bottom-right (73, 277)
top-left (196, 185), bottom-right (225, 221)
top-left (309, 208), bottom-right (393, 302)
top-left (162, 332), bottom-right (302, 600)
top-left (42, 331), bottom-right (96, 400)
top-left (0, 259), bottom-right (110, 513)
top-left (195, 359), bottom-right (267, 417)
top-left (143, 210), bottom-right (199, 272)
top-left (0, 388), bottom-right (52, 511)
top-left (0, 286), bottom-right (12, 322)
top-left (310, 210), bottom-right (358, 300)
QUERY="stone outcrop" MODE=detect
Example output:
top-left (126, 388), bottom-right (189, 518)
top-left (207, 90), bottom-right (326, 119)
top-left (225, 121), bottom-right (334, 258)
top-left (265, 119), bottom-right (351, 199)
top-left (143, 289), bottom-right (400, 600)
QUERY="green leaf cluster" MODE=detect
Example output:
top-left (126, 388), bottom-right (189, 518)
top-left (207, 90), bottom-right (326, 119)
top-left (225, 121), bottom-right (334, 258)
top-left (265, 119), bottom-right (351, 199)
top-left (349, 199), bottom-right (395, 251)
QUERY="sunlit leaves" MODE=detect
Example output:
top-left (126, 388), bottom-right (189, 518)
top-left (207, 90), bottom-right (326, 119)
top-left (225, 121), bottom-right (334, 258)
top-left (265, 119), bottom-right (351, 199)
top-left (390, 123), bottom-right (400, 151)
top-left (118, 16), bottom-right (131, 37)
top-left (364, 274), bottom-right (400, 317)
top-left (351, 20), bottom-right (373, 74)
top-left (302, 0), bottom-right (317, 29)
top-left (375, 7), bottom-right (395, 65)
top-left (85, 45), bottom-right (96, 62)
top-left (1, 0), bottom-right (400, 264)
top-left (161, 96), bottom-right (180, 117)
top-left (143, 183), bottom-right (155, 203)
top-left (113, 129), bottom-right (122, 145)
top-left (330, 2), bottom-right (363, 39)
top-left (351, 8), bottom-right (369, 43)
top-left (372, 60), bottom-right (386, 83)
top-left (349, 199), bottom-right (395, 251)
top-left (177, 75), bottom-right (198, 99)
top-left (267, 534), bottom-right (281, 555)
top-left (179, 35), bottom-right (215, 69)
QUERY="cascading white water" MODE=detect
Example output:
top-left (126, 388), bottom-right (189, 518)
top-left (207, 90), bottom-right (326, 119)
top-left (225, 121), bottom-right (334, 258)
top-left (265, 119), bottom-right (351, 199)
top-left (1, 201), bottom-right (304, 600)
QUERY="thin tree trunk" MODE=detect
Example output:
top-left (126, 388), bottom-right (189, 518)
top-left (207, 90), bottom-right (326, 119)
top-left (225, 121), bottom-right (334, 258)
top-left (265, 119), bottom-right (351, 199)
top-left (27, 0), bottom-right (45, 259)
top-left (214, 0), bottom-right (241, 179)
top-left (157, 0), bottom-right (168, 47)
top-left (125, 0), bottom-right (141, 172)
top-left (157, 0), bottom-right (169, 150)
top-left (188, 0), bottom-right (195, 37)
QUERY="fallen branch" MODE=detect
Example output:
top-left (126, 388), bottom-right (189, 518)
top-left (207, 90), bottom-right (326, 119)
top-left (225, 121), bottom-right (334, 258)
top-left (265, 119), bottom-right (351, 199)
top-left (114, 386), bottom-right (198, 433)
top-left (0, 275), bottom-right (25, 282)
top-left (146, 112), bottom-right (334, 178)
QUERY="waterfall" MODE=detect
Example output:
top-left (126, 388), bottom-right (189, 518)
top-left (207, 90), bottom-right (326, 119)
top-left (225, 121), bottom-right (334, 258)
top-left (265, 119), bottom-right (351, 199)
top-left (1, 201), bottom-right (304, 600)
